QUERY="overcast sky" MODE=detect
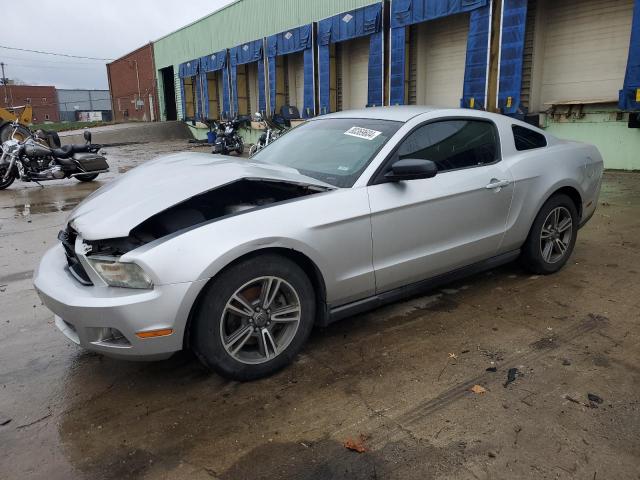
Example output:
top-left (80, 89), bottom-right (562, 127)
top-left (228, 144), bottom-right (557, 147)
top-left (1, 0), bottom-right (234, 90)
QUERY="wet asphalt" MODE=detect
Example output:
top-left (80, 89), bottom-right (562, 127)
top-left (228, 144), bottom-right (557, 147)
top-left (0, 141), bottom-right (638, 479)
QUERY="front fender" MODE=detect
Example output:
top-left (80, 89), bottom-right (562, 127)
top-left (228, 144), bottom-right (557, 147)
top-left (126, 187), bottom-right (375, 307)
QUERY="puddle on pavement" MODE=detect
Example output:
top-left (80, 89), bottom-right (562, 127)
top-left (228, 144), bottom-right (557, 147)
top-left (14, 199), bottom-right (79, 216)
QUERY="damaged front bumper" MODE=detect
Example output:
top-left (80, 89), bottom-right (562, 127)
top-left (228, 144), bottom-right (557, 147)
top-left (34, 244), bottom-right (204, 360)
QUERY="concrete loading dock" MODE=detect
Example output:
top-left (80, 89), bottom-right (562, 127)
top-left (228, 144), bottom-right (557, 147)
top-left (138, 0), bottom-right (640, 168)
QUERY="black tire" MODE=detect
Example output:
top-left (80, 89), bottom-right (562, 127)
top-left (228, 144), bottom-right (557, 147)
top-left (521, 193), bottom-right (578, 274)
top-left (235, 138), bottom-right (244, 155)
top-left (191, 253), bottom-right (315, 381)
top-left (75, 173), bottom-right (99, 182)
top-left (0, 164), bottom-right (15, 190)
top-left (0, 124), bottom-right (31, 143)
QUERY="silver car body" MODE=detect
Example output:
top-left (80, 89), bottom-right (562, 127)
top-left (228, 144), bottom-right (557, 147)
top-left (34, 107), bottom-right (603, 360)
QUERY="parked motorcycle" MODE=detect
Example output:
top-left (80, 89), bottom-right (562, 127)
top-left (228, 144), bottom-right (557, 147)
top-left (249, 113), bottom-right (285, 156)
top-left (212, 118), bottom-right (244, 155)
top-left (0, 121), bottom-right (109, 190)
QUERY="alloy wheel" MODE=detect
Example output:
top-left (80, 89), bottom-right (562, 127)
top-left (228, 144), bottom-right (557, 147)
top-left (539, 206), bottom-right (573, 264)
top-left (220, 276), bottom-right (302, 365)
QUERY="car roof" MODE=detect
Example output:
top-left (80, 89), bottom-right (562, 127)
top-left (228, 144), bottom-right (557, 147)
top-left (315, 105), bottom-right (525, 123)
top-left (317, 105), bottom-right (443, 122)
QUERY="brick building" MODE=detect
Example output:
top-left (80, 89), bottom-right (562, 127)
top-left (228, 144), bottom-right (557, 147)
top-left (1, 84), bottom-right (59, 123)
top-left (106, 43), bottom-right (159, 122)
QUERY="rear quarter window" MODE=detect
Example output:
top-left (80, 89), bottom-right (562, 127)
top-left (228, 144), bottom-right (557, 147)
top-left (512, 125), bottom-right (547, 151)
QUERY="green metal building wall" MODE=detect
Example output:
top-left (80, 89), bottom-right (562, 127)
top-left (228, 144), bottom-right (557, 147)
top-left (154, 0), bottom-right (380, 122)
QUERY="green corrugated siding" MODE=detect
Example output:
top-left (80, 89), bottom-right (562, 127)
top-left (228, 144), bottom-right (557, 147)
top-left (154, 0), bottom-right (380, 120)
top-left (154, 0), bottom-right (379, 69)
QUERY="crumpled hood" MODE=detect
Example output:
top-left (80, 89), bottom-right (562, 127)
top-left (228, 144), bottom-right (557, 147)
top-left (68, 152), bottom-right (333, 240)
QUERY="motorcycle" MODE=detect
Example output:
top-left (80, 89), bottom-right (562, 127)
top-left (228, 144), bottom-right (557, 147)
top-left (0, 121), bottom-right (109, 190)
top-left (248, 113), bottom-right (285, 156)
top-left (212, 118), bottom-right (244, 155)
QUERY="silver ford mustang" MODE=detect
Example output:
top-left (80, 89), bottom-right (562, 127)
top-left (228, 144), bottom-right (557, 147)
top-left (34, 107), bottom-right (603, 380)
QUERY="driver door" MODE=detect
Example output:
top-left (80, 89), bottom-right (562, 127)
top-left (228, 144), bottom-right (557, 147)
top-left (367, 119), bottom-right (514, 293)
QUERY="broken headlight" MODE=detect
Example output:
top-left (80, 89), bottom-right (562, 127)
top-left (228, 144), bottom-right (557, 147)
top-left (88, 257), bottom-right (153, 289)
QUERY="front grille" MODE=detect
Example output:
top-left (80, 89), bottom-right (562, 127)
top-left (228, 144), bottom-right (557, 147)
top-left (58, 225), bottom-right (93, 285)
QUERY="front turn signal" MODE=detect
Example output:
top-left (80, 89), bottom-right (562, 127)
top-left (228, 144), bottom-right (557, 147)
top-left (136, 328), bottom-right (174, 339)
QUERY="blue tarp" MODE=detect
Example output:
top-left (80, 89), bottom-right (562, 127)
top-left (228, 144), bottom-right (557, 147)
top-left (389, 0), bottom-right (487, 105)
top-left (461, 5), bottom-right (491, 109)
top-left (498, 0), bottom-right (528, 115)
top-left (198, 50), bottom-right (230, 119)
top-left (389, 26), bottom-right (406, 105)
top-left (620, 0), bottom-right (640, 111)
top-left (178, 59), bottom-right (200, 120)
top-left (178, 58), bottom-right (199, 78)
top-left (229, 39), bottom-right (266, 116)
top-left (318, 3), bottom-right (383, 113)
top-left (368, 31), bottom-right (384, 107)
top-left (266, 24), bottom-right (314, 117)
top-left (390, 0), bottom-right (487, 28)
top-left (200, 49), bottom-right (227, 73)
top-left (318, 3), bottom-right (382, 46)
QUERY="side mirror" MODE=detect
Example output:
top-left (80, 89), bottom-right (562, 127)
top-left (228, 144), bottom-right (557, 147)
top-left (384, 159), bottom-right (438, 182)
top-left (83, 130), bottom-right (92, 144)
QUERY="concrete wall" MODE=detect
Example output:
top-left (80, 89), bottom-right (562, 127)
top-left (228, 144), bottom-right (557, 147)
top-left (543, 105), bottom-right (640, 170)
top-left (107, 44), bottom-right (160, 122)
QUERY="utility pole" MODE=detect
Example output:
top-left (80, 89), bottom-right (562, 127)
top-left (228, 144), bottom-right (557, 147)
top-left (134, 60), bottom-right (141, 110)
top-left (0, 62), bottom-right (8, 105)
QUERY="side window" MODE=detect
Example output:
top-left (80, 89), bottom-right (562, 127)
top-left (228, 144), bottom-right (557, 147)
top-left (512, 125), bottom-right (547, 151)
top-left (396, 120), bottom-right (499, 172)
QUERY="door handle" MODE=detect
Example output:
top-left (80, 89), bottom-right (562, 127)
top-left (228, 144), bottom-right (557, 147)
top-left (485, 179), bottom-right (511, 190)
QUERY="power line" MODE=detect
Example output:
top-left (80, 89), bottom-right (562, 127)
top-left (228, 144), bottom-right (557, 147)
top-left (6, 63), bottom-right (106, 71)
top-left (0, 54), bottom-right (108, 66)
top-left (0, 45), bottom-right (113, 61)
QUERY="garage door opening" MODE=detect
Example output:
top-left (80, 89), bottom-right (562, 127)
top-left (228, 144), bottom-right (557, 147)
top-left (331, 36), bottom-right (370, 111)
top-left (182, 75), bottom-right (197, 119)
top-left (230, 40), bottom-right (266, 118)
top-left (266, 24), bottom-right (315, 119)
top-left (273, 52), bottom-right (304, 117)
top-left (406, 13), bottom-right (469, 108)
top-left (160, 66), bottom-right (177, 121)
top-left (205, 72), bottom-right (223, 120)
top-left (234, 63), bottom-right (255, 117)
top-left (318, 3), bottom-right (384, 114)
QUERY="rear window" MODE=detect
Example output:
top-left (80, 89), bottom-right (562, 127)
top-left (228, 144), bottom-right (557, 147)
top-left (512, 125), bottom-right (547, 151)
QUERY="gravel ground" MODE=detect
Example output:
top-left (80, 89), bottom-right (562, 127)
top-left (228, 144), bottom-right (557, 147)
top-left (0, 140), bottom-right (638, 479)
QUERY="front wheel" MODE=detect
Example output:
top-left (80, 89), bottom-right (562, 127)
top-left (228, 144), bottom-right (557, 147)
top-left (0, 124), bottom-right (31, 143)
top-left (235, 137), bottom-right (244, 155)
top-left (191, 254), bottom-right (315, 381)
top-left (0, 164), bottom-right (15, 190)
top-left (521, 194), bottom-right (578, 274)
top-left (74, 173), bottom-right (99, 182)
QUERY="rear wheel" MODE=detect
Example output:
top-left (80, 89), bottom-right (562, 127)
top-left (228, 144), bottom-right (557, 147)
top-left (191, 254), bottom-right (315, 381)
top-left (74, 173), bottom-right (99, 182)
top-left (521, 194), bottom-right (578, 274)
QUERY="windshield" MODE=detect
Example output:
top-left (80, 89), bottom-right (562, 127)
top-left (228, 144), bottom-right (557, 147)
top-left (252, 118), bottom-right (402, 187)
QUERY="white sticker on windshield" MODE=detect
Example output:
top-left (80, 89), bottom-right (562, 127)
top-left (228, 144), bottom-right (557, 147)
top-left (344, 126), bottom-right (382, 141)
